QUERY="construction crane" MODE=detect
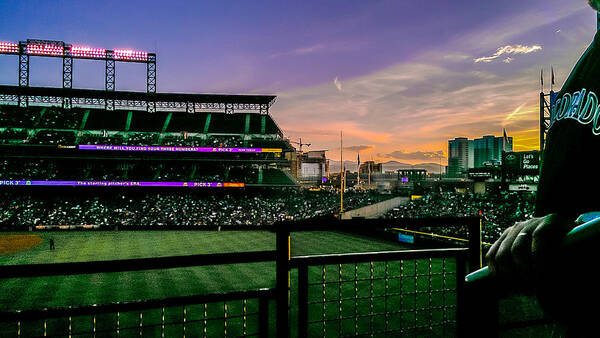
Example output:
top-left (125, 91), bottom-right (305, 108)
top-left (290, 138), bottom-right (311, 153)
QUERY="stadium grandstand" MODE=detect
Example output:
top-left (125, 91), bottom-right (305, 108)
top-left (0, 86), bottom-right (327, 229)
top-left (0, 38), bottom-right (556, 337)
top-left (0, 39), bottom-right (397, 230)
top-left (0, 39), bottom-right (304, 231)
top-left (0, 87), bottom-right (295, 187)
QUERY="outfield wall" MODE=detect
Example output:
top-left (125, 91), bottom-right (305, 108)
top-left (341, 196), bottom-right (408, 219)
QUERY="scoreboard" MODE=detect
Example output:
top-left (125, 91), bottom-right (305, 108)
top-left (503, 151), bottom-right (540, 174)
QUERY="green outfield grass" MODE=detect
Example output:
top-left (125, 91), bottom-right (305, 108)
top-left (0, 231), bottom-right (457, 337)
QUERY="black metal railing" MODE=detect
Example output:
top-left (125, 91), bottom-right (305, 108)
top-left (274, 217), bottom-right (482, 337)
top-left (291, 248), bottom-right (468, 337)
top-left (0, 289), bottom-right (274, 337)
top-left (0, 216), bottom-right (483, 337)
top-left (0, 250), bottom-right (276, 337)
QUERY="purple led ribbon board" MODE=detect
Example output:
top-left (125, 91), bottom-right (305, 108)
top-left (0, 180), bottom-right (245, 188)
top-left (78, 145), bottom-right (281, 153)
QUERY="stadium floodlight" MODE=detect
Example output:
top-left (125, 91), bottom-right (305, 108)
top-left (27, 43), bottom-right (64, 56)
top-left (114, 49), bottom-right (148, 61)
top-left (0, 42), bottom-right (19, 54)
top-left (71, 45), bottom-right (106, 58)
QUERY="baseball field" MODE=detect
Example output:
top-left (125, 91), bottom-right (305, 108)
top-left (0, 230), bottom-right (458, 337)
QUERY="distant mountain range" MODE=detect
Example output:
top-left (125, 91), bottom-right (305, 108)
top-left (328, 160), bottom-right (445, 174)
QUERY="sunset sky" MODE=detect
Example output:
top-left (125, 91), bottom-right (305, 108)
top-left (0, 0), bottom-right (597, 164)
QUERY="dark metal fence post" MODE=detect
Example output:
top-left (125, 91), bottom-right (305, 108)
top-left (463, 278), bottom-right (499, 337)
top-left (258, 296), bottom-right (269, 338)
top-left (276, 226), bottom-right (290, 337)
top-left (465, 217), bottom-right (499, 336)
top-left (467, 218), bottom-right (482, 272)
top-left (456, 254), bottom-right (466, 337)
top-left (298, 264), bottom-right (309, 337)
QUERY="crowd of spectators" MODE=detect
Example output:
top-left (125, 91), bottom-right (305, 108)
top-left (382, 192), bottom-right (536, 243)
top-left (206, 136), bottom-right (244, 148)
top-left (0, 129), bottom-right (28, 143)
top-left (0, 129), bottom-right (271, 149)
top-left (0, 180), bottom-right (538, 241)
top-left (0, 159), bottom-right (269, 183)
top-left (0, 191), bottom-right (388, 228)
top-left (29, 130), bottom-right (77, 145)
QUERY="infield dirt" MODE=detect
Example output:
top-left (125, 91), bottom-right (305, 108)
top-left (0, 234), bottom-right (43, 255)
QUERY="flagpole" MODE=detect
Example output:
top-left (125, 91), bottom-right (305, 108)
top-left (357, 153), bottom-right (360, 187)
top-left (368, 155), bottom-right (372, 186)
top-left (340, 130), bottom-right (343, 215)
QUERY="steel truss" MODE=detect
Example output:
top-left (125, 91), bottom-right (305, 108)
top-left (18, 42), bottom-right (29, 107)
top-left (105, 50), bottom-right (115, 110)
top-left (62, 48), bottom-right (73, 108)
top-left (0, 85), bottom-right (276, 115)
top-left (146, 54), bottom-right (156, 112)
top-left (539, 91), bottom-right (554, 154)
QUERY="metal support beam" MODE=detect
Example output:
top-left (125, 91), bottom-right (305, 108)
top-left (540, 92), bottom-right (545, 154)
top-left (275, 228), bottom-right (290, 338)
top-left (146, 54), bottom-right (156, 113)
top-left (62, 57), bottom-right (73, 89)
top-left (62, 53), bottom-right (73, 108)
top-left (259, 104), bottom-right (268, 115)
top-left (0, 85), bottom-right (277, 113)
top-left (105, 51), bottom-right (115, 110)
top-left (105, 60), bottom-right (115, 91)
top-left (18, 45), bottom-right (29, 87)
top-left (18, 43), bottom-right (29, 107)
top-left (539, 92), bottom-right (552, 154)
top-left (146, 57), bottom-right (156, 93)
top-left (225, 103), bottom-right (234, 114)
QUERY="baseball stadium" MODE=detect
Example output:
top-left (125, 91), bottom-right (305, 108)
top-left (3, 4), bottom-right (600, 336)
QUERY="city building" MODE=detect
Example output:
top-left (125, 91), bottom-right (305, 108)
top-left (397, 169), bottom-right (427, 183)
top-left (447, 137), bottom-right (473, 178)
top-left (359, 161), bottom-right (382, 175)
top-left (448, 134), bottom-right (514, 177)
top-left (473, 135), bottom-right (513, 168)
top-left (297, 150), bottom-right (329, 186)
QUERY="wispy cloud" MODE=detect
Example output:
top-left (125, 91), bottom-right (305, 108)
top-left (442, 53), bottom-right (470, 62)
top-left (269, 40), bottom-right (367, 59)
top-left (457, 4), bottom-right (587, 54)
top-left (333, 77), bottom-right (342, 92)
top-left (269, 44), bottom-right (326, 58)
top-left (383, 150), bottom-right (445, 162)
top-left (474, 44), bottom-right (542, 63)
top-left (338, 145), bottom-right (375, 152)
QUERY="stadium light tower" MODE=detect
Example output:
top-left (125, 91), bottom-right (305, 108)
top-left (0, 39), bottom-right (157, 111)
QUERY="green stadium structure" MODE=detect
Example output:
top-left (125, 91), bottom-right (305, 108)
top-left (0, 85), bottom-right (297, 188)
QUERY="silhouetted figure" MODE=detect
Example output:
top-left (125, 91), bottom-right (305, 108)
top-left (487, 24), bottom-right (600, 335)
top-left (49, 238), bottom-right (55, 250)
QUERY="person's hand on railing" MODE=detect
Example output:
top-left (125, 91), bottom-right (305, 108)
top-left (485, 213), bottom-right (575, 292)
top-left (478, 212), bottom-right (600, 333)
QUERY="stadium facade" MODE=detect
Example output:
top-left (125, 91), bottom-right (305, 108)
top-left (0, 39), bottom-right (299, 229)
